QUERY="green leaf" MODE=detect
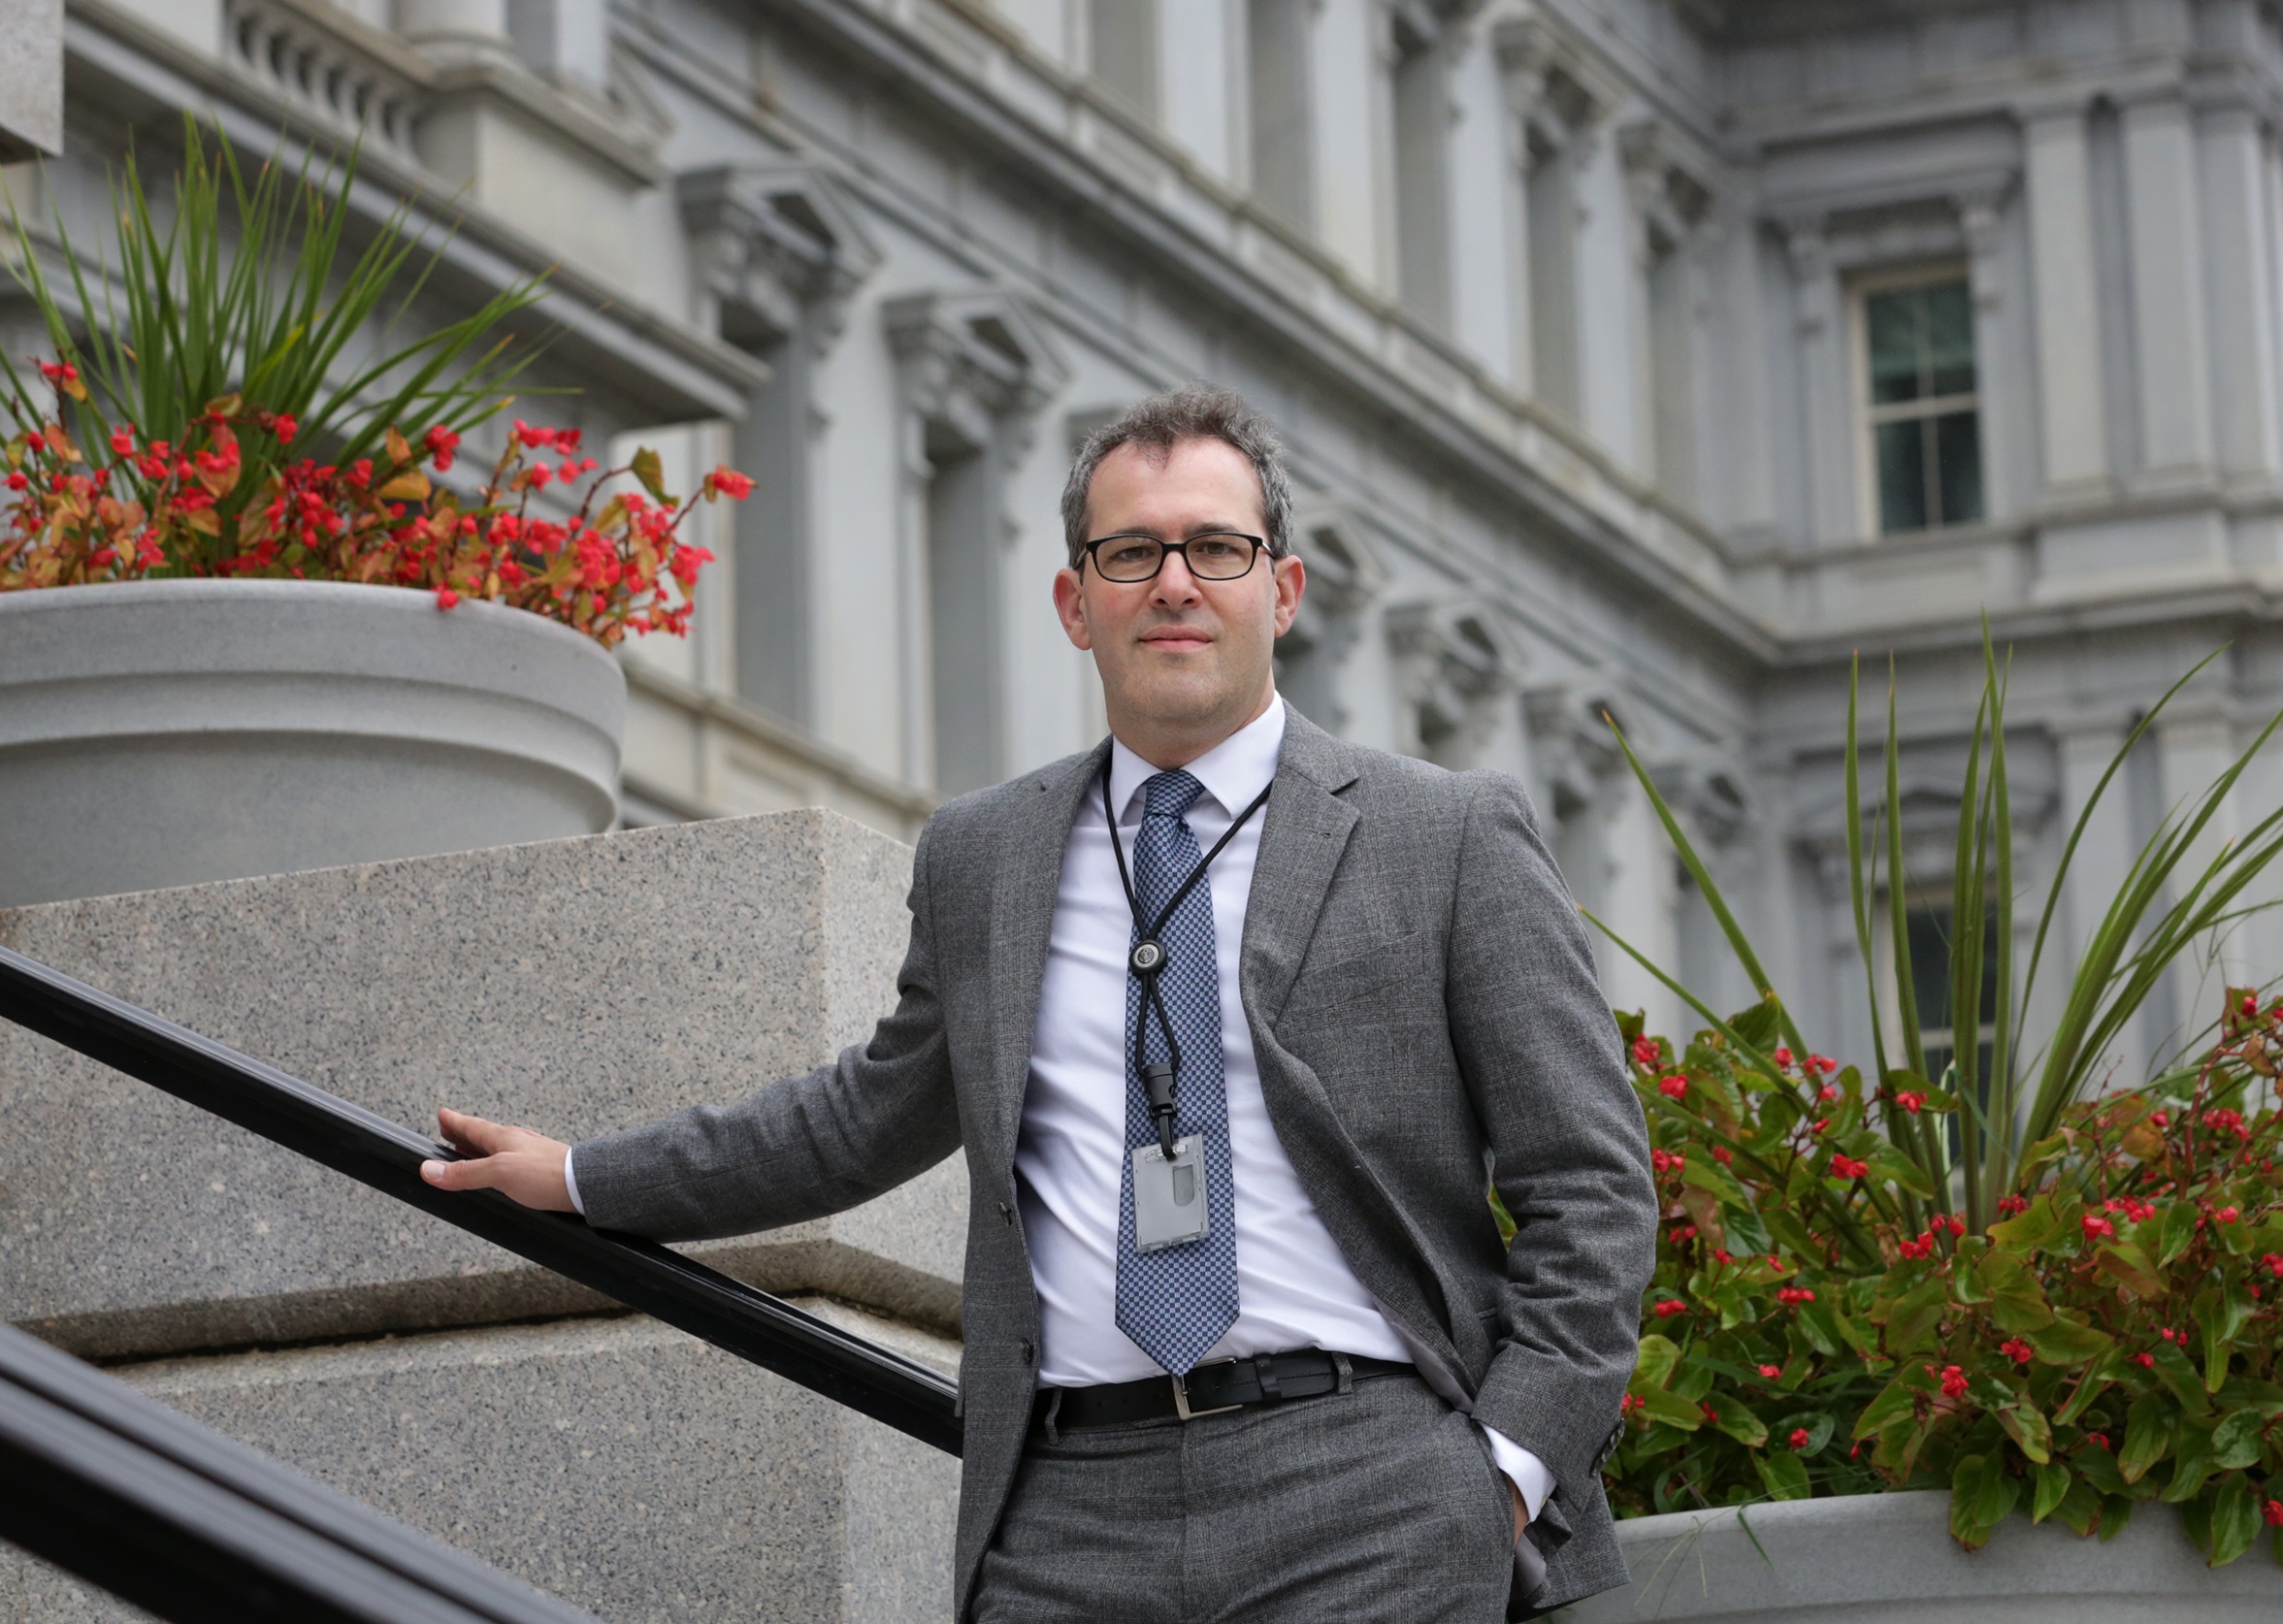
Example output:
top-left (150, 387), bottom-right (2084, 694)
top-left (2209, 1409), bottom-right (2267, 1471)
top-left (1949, 1452), bottom-right (2019, 1550)
top-left (1634, 1334), bottom-right (1680, 1389)
top-left (2028, 1312), bottom-right (2114, 1367)
top-left (1990, 1195), bottom-right (2064, 1250)
top-left (1854, 1375), bottom-right (1920, 1440)
top-left (2053, 1476), bottom-right (2102, 1536)
top-left (1756, 1448), bottom-right (1811, 1501)
top-left (2119, 1393), bottom-right (2176, 1484)
top-left (631, 446), bottom-right (669, 502)
top-left (2210, 1475), bottom-right (2263, 1568)
top-left (2031, 1461), bottom-right (2072, 1522)
top-left (2156, 1200), bottom-right (2201, 1266)
top-left (1727, 1000), bottom-right (1780, 1051)
top-left (2000, 1403), bottom-right (2053, 1466)
top-left (2162, 1416), bottom-right (2218, 1504)
top-left (1680, 1154), bottom-right (1751, 1210)
top-left (2071, 1442), bottom-right (2127, 1495)
top-left (1793, 1300), bottom-right (1841, 1357)
top-left (2195, 1285), bottom-right (2252, 1394)
top-left (1884, 1276), bottom-right (1950, 1356)
top-left (2093, 1241), bottom-right (2166, 1301)
top-left (1867, 1143), bottom-right (1939, 1198)
top-left (1980, 1250), bottom-right (2055, 1332)
top-left (2149, 1341), bottom-right (2213, 1416)
top-left (1705, 1391), bottom-right (1768, 1447)
top-left (1630, 1382), bottom-right (1703, 1433)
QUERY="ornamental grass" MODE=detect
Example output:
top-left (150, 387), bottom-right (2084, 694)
top-left (1582, 635), bottom-right (2283, 1565)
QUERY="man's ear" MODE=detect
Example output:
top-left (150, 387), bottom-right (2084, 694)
top-left (1053, 566), bottom-right (1093, 651)
top-left (1270, 554), bottom-right (1305, 637)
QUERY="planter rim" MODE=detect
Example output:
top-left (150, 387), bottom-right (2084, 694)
top-left (0, 576), bottom-right (609, 649)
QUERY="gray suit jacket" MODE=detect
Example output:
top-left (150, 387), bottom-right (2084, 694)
top-left (574, 704), bottom-right (1655, 1618)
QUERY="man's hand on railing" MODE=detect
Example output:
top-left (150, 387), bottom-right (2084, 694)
top-left (418, 1108), bottom-right (576, 1212)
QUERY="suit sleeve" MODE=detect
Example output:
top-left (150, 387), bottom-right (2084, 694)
top-left (1447, 772), bottom-right (1655, 1500)
top-left (567, 818), bottom-right (962, 1241)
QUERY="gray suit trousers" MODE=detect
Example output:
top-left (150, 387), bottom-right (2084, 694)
top-left (973, 1373), bottom-right (1514, 1624)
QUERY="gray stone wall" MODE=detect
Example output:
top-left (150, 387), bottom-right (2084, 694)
top-left (0, 811), bottom-right (962, 1623)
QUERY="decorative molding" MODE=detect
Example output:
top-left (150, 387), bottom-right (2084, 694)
top-left (1524, 680), bottom-right (1624, 806)
top-left (1388, 597), bottom-right (1524, 766)
top-left (680, 161), bottom-right (883, 349)
top-left (1290, 505), bottom-right (1390, 615)
top-left (883, 288), bottom-right (1069, 463)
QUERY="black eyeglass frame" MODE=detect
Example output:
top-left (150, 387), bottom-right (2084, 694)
top-left (1080, 532), bottom-right (1269, 583)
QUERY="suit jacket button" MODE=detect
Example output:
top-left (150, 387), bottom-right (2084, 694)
top-left (1020, 1339), bottom-right (1035, 1364)
top-left (997, 1201), bottom-right (1014, 1224)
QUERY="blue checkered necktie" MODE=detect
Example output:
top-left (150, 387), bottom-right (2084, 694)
top-left (1114, 768), bottom-right (1241, 1375)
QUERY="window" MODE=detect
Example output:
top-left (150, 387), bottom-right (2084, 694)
top-left (1905, 900), bottom-right (1999, 1151)
top-left (924, 434), bottom-right (1002, 797)
top-left (1646, 224), bottom-right (1694, 500)
top-left (1389, 10), bottom-right (1450, 330)
top-left (1860, 274), bottom-right (1984, 535)
top-left (1524, 129), bottom-right (1580, 421)
top-left (1091, 0), bottom-right (1158, 124)
top-left (1247, 0), bottom-right (1314, 234)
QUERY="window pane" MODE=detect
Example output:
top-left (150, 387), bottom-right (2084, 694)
top-left (1907, 906), bottom-right (1954, 1032)
top-left (1876, 419), bottom-right (1930, 534)
top-left (1934, 409), bottom-right (1985, 527)
top-left (1924, 280), bottom-right (1977, 397)
top-left (1866, 289), bottom-right (1924, 406)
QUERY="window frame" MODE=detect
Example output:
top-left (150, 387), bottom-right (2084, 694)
top-left (1846, 261), bottom-right (1987, 540)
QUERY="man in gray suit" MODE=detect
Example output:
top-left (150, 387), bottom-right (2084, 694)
top-left (424, 385), bottom-right (1654, 1622)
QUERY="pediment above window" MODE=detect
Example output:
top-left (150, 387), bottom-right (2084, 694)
top-left (679, 160), bottom-right (883, 347)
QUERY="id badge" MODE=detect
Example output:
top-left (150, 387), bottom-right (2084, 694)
top-left (1131, 1135), bottom-right (1210, 1252)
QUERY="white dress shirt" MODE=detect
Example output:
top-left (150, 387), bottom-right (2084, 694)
top-left (567, 696), bottom-right (1549, 1521)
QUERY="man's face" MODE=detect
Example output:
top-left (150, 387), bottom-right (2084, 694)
top-left (1053, 437), bottom-right (1303, 756)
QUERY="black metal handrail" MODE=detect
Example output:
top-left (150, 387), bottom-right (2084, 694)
top-left (0, 1318), bottom-right (607, 1624)
top-left (0, 943), bottom-right (963, 1455)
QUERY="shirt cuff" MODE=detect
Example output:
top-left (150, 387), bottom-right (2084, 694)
top-left (1476, 1422), bottom-right (1553, 1526)
top-left (561, 1146), bottom-right (585, 1217)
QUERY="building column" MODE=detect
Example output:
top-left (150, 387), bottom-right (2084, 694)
top-left (2196, 101), bottom-right (2283, 486)
top-left (1782, 216), bottom-right (1854, 543)
top-left (1309, 0), bottom-right (1382, 287)
top-left (2053, 718), bottom-right (2147, 1088)
top-left (1955, 185), bottom-right (2014, 520)
top-left (2023, 106), bottom-right (2109, 501)
top-left (2122, 94), bottom-right (2214, 487)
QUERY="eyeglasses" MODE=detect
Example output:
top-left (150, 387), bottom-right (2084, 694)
top-left (1083, 532), bottom-right (1266, 583)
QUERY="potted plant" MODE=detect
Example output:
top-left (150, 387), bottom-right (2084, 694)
top-left (1553, 641), bottom-right (2283, 1620)
top-left (0, 124), bottom-right (747, 909)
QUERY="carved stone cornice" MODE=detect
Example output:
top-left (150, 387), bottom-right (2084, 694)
top-left (883, 288), bottom-right (1069, 462)
top-left (1388, 598), bottom-right (1525, 766)
top-left (679, 161), bottom-right (883, 350)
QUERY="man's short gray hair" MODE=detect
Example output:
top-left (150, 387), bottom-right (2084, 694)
top-left (1060, 384), bottom-right (1294, 569)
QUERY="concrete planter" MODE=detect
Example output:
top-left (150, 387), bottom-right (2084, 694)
top-left (0, 579), bottom-right (624, 907)
top-left (1563, 1490), bottom-right (2273, 1623)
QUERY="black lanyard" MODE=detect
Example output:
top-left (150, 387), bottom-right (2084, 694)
top-left (1101, 759), bottom-right (1273, 1159)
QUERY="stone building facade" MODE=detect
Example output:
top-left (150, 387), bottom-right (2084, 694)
top-left (14, 0), bottom-right (2283, 1083)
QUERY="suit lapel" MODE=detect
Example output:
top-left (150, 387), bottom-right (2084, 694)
top-left (982, 739), bottom-right (1111, 1167)
top-left (1240, 706), bottom-right (1361, 1025)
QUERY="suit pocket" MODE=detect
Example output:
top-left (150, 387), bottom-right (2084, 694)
top-left (1283, 926), bottom-right (1436, 1020)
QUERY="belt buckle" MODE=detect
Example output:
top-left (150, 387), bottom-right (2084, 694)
top-left (1170, 1356), bottom-right (1243, 1421)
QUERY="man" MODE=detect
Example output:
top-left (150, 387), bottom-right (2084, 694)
top-left (423, 385), bottom-right (1654, 1622)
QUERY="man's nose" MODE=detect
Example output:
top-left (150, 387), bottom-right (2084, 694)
top-left (1151, 550), bottom-right (1203, 604)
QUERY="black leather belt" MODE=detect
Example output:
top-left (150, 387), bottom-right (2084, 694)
top-left (1033, 1350), bottom-right (1412, 1432)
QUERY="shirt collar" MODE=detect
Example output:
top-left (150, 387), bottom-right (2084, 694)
top-left (1106, 697), bottom-right (1288, 826)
